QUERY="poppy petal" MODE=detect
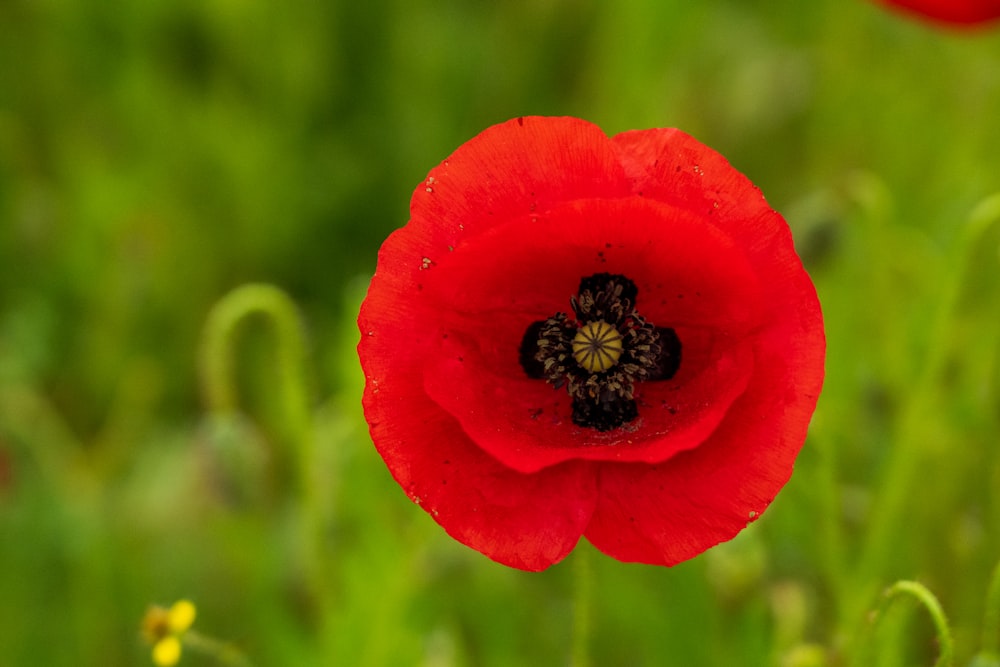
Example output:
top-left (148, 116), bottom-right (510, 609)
top-left (584, 305), bottom-right (825, 565)
top-left (360, 303), bottom-right (599, 571)
top-left (419, 196), bottom-right (763, 472)
top-left (407, 116), bottom-right (631, 265)
top-left (874, 0), bottom-right (1000, 24)
top-left (582, 134), bottom-right (825, 561)
top-left (613, 128), bottom-right (817, 338)
top-left (361, 117), bottom-right (633, 569)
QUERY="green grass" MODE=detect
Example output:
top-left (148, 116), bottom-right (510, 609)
top-left (2, 0), bottom-right (1000, 665)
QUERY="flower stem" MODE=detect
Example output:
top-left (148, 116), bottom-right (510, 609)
top-left (570, 546), bottom-right (593, 667)
top-left (982, 559), bottom-right (1000, 656)
top-left (856, 194), bottom-right (1000, 590)
top-left (198, 284), bottom-right (329, 622)
top-left (811, 429), bottom-right (846, 618)
top-left (861, 580), bottom-right (954, 667)
top-left (185, 630), bottom-right (254, 666)
top-left (199, 283), bottom-right (319, 516)
top-left (199, 283), bottom-right (311, 436)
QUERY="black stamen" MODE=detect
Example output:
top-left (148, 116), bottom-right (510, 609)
top-left (578, 273), bottom-right (639, 308)
top-left (519, 320), bottom-right (547, 379)
top-left (518, 273), bottom-right (683, 431)
top-left (646, 327), bottom-right (682, 381)
top-left (572, 396), bottom-right (638, 432)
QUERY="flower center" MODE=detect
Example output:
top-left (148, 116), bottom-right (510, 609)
top-left (518, 272), bottom-right (682, 432)
top-left (572, 320), bottom-right (623, 373)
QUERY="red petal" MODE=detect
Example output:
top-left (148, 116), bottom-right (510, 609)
top-left (360, 117), bottom-right (634, 569)
top-left (420, 196), bottom-right (762, 472)
top-left (612, 127), bottom-right (775, 238)
top-left (875, 0), bottom-right (1000, 24)
top-left (360, 296), bottom-right (598, 571)
top-left (364, 116), bottom-right (633, 357)
top-left (613, 128), bottom-right (814, 340)
top-left (584, 294), bottom-right (825, 564)
top-left (578, 128), bottom-right (824, 562)
top-left (397, 117), bottom-right (631, 294)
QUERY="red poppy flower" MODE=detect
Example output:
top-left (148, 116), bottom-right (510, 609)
top-left (358, 117), bottom-right (824, 571)
top-left (874, 0), bottom-right (1000, 25)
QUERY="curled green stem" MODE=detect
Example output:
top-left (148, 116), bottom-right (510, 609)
top-left (198, 284), bottom-right (329, 616)
top-left (199, 283), bottom-right (318, 500)
top-left (199, 283), bottom-right (311, 435)
top-left (198, 281), bottom-right (317, 489)
top-left (863, 580), bottom-right (954, 667)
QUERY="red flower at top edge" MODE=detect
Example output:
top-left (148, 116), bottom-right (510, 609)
top-left (358, 117), bottom-right (825, 571)
top-left (874, 0), bottom-right (1000, 25)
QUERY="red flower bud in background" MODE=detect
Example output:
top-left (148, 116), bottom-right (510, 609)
top-left (874, 0), bottom-right (1000, 25)
top-left (358, 117), bottom-right (825, 571)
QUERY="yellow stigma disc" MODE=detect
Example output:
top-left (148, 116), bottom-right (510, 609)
top-left (572, 321), bottom-right (623, 373)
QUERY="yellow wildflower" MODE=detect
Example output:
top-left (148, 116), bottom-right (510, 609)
top-left (142, 600), bottom-right (197, 666)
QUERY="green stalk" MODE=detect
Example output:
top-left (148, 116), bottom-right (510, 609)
top-left (860, 580), bottom-right (954, 667)
top-left (855, 195), bottom-right (1000, 591)
top-left (570, 546), bottom-right (593, 667)
top-left (198, 284), bottom-right (329, 626)
top-left (982, 559), bottom-right (1000, 656)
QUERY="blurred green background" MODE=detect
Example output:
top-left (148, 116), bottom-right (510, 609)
top-left (2, 0), bottom-right (1000, 665)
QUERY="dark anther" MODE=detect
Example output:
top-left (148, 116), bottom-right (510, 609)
top-left (647, 327), bottom-right (682, 381)
top-left (518, 321), bottom-right (547, 379)
top-left (572, 396), bottom-right (639, 432)
top-left (518, 273), bottom-right (682, 431)
top-left (577, 273), bottom-right (638, 309)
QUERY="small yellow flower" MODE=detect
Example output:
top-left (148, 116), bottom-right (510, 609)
top-left (152, 637), bottom-right (182, 666)
top-left (142, 600), bottom-right (197, 666)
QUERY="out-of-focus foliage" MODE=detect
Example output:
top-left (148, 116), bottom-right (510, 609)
top-left (1, 0), bottom-right (1000, 665)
